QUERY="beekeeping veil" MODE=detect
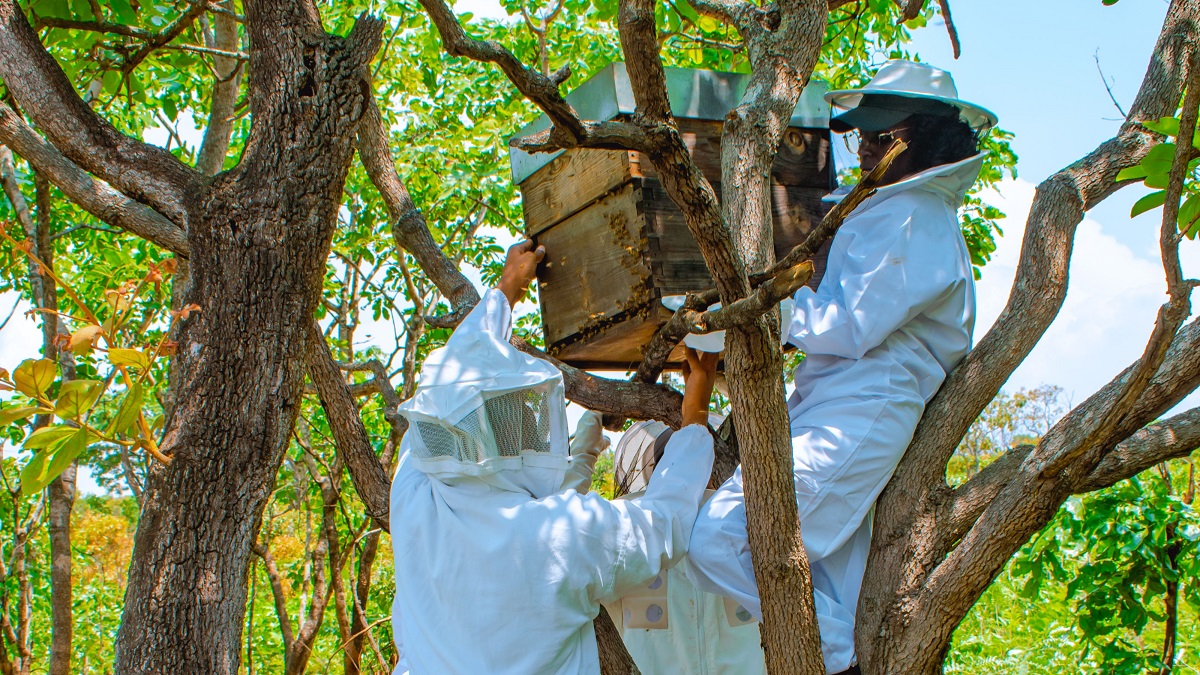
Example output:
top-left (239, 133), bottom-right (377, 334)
top-left (398, 290), bottom-right (569, 498)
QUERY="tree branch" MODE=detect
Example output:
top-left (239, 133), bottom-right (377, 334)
top-left (632, 140), bottom-right (907, 384)
top-left (122, 0), bottom-right (210, 73)
top-left (510, 119), bottom-right (654, 154)
top-left (0, 0), bottom-right (200, 227)
top-left (883, 0), bottom-right (1198, 536)
top-left (416, 0), bottom-right (586, 142)
top-left (616, 0), bottom-right (746, 306)
top-left (936, 0), bottom-right (961, 59)
top-left (1076, 405), bottom-right (1200, 493)
top-left (512, 338), bottom-right (685, 428)
top-left (34, 16), bottom-right (154, 39)
top-left (0, 103), bottom-right (190, 255)
top-left (306, 321), bottom-right (391, 533)
top-left (252, 542), bottom-right (298, 654)
top-left (859, 0), bottom-right (1200, 669)
top-left (908, 313), bottom-right (1200, 669)
top-left (1041, 51), bottom-right (1200, 477)
top-left (195, 0), bottom-right (244, 177)
top-left (900, 0), bottom-right (927, 21)
top-left (356, 96), bottom-right (479, 314)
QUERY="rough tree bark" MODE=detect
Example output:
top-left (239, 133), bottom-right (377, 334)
top-left (857, 0), bottom-right (1200, 672)
top-left (705, 0), bottom-right (830, 670)
top-left (34, 177), bottom-right (74, 675)
top-left (0, 0), bottom-right (383, 671)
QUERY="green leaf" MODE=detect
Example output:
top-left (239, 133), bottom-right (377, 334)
top-left (1131, 190), bottom-right (1167, 217)
top-left (1179, 194), bottom-right (1200, 233)
top-left (40, 0), bottom-right (72, 19)
top-left (108, 348), bottom-right (151, 370)
top-left (1141, 142), bottom-right (1177, 175)
top-left (22, 425), bottom-right (77, 450)
top-left (102, 69), bottom-right (121, 95)
top-left (13, 359), bottom-right (58, 398)
top-left (108, 0), bottom-right (138, 24)
top-left (1144, 172), bottom-right (1171, 189)
top-left (1142, 116), bottom-right (1180, 137)
top-left (0, 406), bottom-right (43, 427)
top-left (53, 380), bottom-right (104, 420)
top-left (108, 383), bottom-right (143, 436)
top-left (676, 0), bottom-right (700, 21)
top-left (21, 428), bottom-right (88, 495)
top-left (1115, 165), bottom-right (1148, 182)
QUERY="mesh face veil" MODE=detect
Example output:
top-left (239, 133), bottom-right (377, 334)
top-left (407, 384), bottom-right (566, 472)
top-left (398, 290), bottom-right (569, 497)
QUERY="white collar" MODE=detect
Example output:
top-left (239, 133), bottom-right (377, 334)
top-left (823, 152), bottom-right (988, 212)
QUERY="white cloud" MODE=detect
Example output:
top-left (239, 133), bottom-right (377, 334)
top-left (973, 178), bottom-right (1200, 415)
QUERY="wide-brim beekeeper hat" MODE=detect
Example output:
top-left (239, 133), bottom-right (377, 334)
top-left (398, 290), bottom-right (568, 493)
top-left (614, 414), bottom-right (725, 495)
top-left (825, 60), bottom-right (998, 133)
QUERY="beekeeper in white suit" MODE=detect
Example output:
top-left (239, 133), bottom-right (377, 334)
top-left (605, 419), bottom-right (767, 675)
top-left (688, 60), bottom-right (997, 675)
top-left (389, 240), bottom-right (718, 675)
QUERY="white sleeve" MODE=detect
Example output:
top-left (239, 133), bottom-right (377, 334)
top-left (593, 424), bottom-right (714, 602)
top-left (788, 203), bottom-right (961, 360)
top-left (559, 411), bottom-right (609, 494)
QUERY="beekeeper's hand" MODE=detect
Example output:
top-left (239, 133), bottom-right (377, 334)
top-left (681, 347), bottom-right (719, 428)
top-left (561, 410), bottom-right (611, 494)
top-left (498, 239), bottom-right (546, 307)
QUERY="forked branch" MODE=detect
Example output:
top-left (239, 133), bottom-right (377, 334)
top-left (0, 103), bottom-right (190, 255)
top-left (0, 0), bottom-right (200, 227)
top-left (1040, 51), bottom-right (1200, 477)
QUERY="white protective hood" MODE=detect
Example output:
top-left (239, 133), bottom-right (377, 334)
top-left (397, 289), bottom-right (569, 498)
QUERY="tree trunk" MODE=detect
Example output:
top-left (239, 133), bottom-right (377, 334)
top-left (345, 531), bottom-right (379, 675)
top-left (111, 7), bottom-right (382, 671)
top-left (34, 172), bottom-right (76, 675)
top-left (714, 3), bottom-right (828, 672)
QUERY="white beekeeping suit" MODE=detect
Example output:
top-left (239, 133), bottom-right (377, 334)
top-left (605, 420), bottom-right (767, 675)
top-left (389, 288), bottom-right (715, 675)
top-left (688, 60), bottom-right (995, 674)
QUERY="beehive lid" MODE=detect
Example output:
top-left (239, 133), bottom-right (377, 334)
top-left (509, 62), bottom-right (830, 185)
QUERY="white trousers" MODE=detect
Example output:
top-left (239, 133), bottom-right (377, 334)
top-left (688, 393), bottom-right (922, 674)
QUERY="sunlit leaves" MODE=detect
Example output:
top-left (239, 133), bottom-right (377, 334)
top-left (69, 324), bottom-right (105, 355)
top-left (108, 383), bottom-right (143, 436)
top-left (0, 406), bottom-right (44, 427)
top-left (1012, 460), bottom-right (1200, 673)
top-left (53, 379), bottom-right (104, 419)
top-left (108, 348), bottom-right (151, 370)
top-left (22, 424), bottom-right (77, 450)
top-left (12, 358), bottom-right (57, 398)
top-left (1117, 112), bottom-right (1200, 238)
top-left (20, 427), bottom-right (89, 494)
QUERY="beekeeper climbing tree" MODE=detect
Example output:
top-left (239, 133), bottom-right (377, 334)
top-left (0, 0), bottom-right (1198, 672)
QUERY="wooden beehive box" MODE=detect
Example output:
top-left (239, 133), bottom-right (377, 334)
top-left (509, 63), bottom-right (835, 371)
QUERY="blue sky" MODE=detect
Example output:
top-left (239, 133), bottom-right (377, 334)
top-left (907, 0), bottom-right (1170, 251)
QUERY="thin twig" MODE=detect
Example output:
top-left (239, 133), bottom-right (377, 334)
top-left (1095, 49), bottom-right (1129, 119)
top-left (936, 0), bottom-right (961, 59)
